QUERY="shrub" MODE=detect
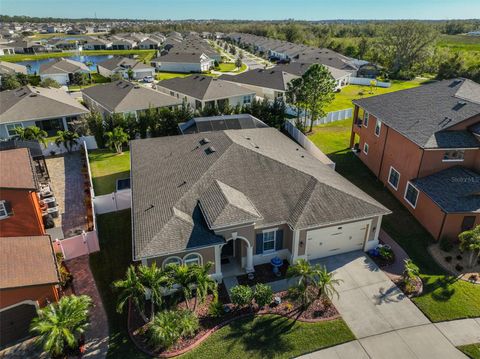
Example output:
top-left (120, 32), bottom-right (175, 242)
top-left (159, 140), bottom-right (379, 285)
top-left (254, 283), bottom-right (273, 308)
top-left (148, 310), bottom-right (199, 350)
top-left (456, 255), bottom-right (463, 260)
top-left (378, 246), bottom-right (394, 261)
top-left (208, 294), bottom-right (224, 317)
top-left (445, 256), bottom-right (453, 263)
top-left (230, 285), bottom-right (254, 308)
top-left (455, 264), bottom-right (464, 272)
top-left (439, 237), bottom-right (454, 252)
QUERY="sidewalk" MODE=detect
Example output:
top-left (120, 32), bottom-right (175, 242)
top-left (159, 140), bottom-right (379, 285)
top-left (66, 255), bottom-right (109, 359)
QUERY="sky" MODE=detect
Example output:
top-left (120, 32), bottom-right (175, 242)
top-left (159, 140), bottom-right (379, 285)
top-left (2, 0), bottom-right (479, 20)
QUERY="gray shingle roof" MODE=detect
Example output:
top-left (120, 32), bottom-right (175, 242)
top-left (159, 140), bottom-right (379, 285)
top-left (180, 114), bottom-right (268, 134)
top-left (0, 61), bottom-right (28, 75)
top-left (82, 80), bottom-right (181, 113)
top-left (353, 79), bottom-right (480, 148)
top-left (0, 85), bottom-right (89, 124)
top-left (157, 75), bottom-right (255, 101)
top-left (152, 52), bottom-right (209, 64)
top-left (131, 128), bottom-right (389, 259)
top-left (272, 62), bottom-right (351, 80)
top-left (412, 166), bottom-right (480, 213)
top-left (220, 69), bottom-right (298, 91)
top-left (39, 58), bottom-right (89, 75)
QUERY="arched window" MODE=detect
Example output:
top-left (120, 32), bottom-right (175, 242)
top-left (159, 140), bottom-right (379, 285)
top-left (183, 253), bottom-right (202, 266)
top-left (162, 256), bottom-right (182, 268)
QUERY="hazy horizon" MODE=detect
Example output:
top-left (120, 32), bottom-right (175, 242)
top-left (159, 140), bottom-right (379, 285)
top-left (2, 0), bottom-right (479, 21)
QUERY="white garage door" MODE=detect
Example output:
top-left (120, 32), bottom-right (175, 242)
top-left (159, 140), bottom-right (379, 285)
top-left (306, 220), bottom-right (371, 259)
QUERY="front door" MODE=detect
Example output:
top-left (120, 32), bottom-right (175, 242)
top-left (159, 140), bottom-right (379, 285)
top-left (221, 240), bottom-right (234, 258)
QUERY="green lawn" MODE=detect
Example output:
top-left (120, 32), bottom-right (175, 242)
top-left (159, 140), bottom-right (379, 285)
top-left (155, 72), bottom-right (191, 81)
top-left (458, 344), bottom-right (480, 359)
top-left (216, 62), bottom-right (248, 73)
top-left (309, 119), bottom-right (353, 155)
top-left (181, 316), bottom-right (354, 359)
top-left (90, 210), bottom-right (150, 359)
top-left (88, 149), bottom-right (130, 195)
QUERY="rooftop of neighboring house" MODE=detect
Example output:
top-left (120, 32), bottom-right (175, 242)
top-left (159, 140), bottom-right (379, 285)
top-left (152, 51), bottom-right (210, 64)
top-left (353, 78), bottom-right (480, 148)
top-left (130, 127), bottom-right (389, 260)
top-left (157, 75), bottom-right (255, 101)
top-left (179, 114), bottom-right (269, 134)
top-left (272, 62), bottom-right (352, 80)
top-left (220, 68), bottom-right (298, 92)
top-left (0, 85), bottom-right (89, 124)
top-left (0, 60), bottom-right (28, 75)
top-left (0, 148), bottom-right (37, 190)
top-left (412, 166), bottom-right (480, 213)
top-left (39, 57), bottom-right (90, 75)
top-left (0, 236), bottom-right (59, 290)
top-left (82, 80), bottom-right (181, 113)
top-left (97, 56), bottom-right (153, 71)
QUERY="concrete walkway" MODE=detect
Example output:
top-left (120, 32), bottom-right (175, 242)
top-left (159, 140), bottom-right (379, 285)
top-left (66, 255), bottom-right (109, 359)
top-left (301, 252), bottom-right (480, 359)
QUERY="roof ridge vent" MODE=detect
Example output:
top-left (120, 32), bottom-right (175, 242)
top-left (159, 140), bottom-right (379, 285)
top-left (205, 146), bottom-right (216, 154)
top-left (200, 137), bottom-right (210, 145)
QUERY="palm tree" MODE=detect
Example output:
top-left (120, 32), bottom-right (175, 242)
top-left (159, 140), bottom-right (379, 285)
top-left (30, 295), bottom-right (91, 358)
top-left (287, 259), bottom-right (319, 306)
top-left (459, 225), bottom-right (480, 268)
top-left (191, 262), bottom-right (218, 312)
top-left (55, 130), bottom-right (79, 153)
top-left (113, 265), bottom-right (148, 323)
top-left (14, 126), bottom-right (48, 147)
top-left (164, 264), bottom-right (195, 310)
top-left (315, 266), bottom-right (342, 301)
top-left (402, 259), bottom-right (420, 292)
top-left (138, 263), bottom-right (170, 321)
top-left (105, 127), bottom-right (129, 154)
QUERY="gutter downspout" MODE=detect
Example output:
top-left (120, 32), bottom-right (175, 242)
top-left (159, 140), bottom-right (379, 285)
top-left (438, 210), bottom-right (448, 241)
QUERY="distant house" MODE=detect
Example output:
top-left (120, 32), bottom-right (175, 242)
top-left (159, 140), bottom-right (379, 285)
top-left (130, 127), bottom-right (389, 281)
top-left (179, 114), bottom-right (268, 134)
top-left (151, 52), bottom-right (213, 73)
top-left (156, 75), bottom-right (255, 110)
top-left (0, 43), bottom-right (15, 56)
top-left (350, 78), bottom-right (480, 240)
top-left (97, 56), bottom-right (155, 80)
top-left (82, 80), bottom-right (181, 118)
top-left (83, 37), bottom-right (112, 50)
top-left (39, 58), bottom-right (90, 85)
top-left (138, 37), bottom-right (162, 50)
top-left (111, 36), bottom-right (136, 50)
top-left (8, 40), bottom-right (46, 54)
top-left (220, 68), bottom-right (298, 100)
top-left (0, 86), bottom-right (89, 138)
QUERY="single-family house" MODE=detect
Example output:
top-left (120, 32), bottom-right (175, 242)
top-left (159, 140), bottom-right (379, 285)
top-left (156, 75), bottom-right (255, 110)
top-left (83, 37), bottom-right (112, 50)
top-left (81, 80), bottom-right (181, 118)
top-left (151, 52), bottom-right (213, 73)
top-left (111, 36), bottom-right (136, 50)
top-left (138, 37), bottom-right (162, 50)
top-left (39, 58), bottom-right (90, 85)
top-left (97, 57), bottom-right (155, 80)
top-left (130, 127), bottom-right (390, 281)
top-left (0, 43), bottom-right (15, 56)
top-left (0, 86), bottom-right (89, 138)
top-left (179, 114), bottom-right (269, 134)
top-left (350, 78), bottom-right (480, 241)
top-left (220, 68), bottom-right (298, 100)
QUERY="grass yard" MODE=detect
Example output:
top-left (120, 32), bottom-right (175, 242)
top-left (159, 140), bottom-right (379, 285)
top-left (458, 344), bottom-right (480, 359)
top-left (216, 62), bottom-right (248, 73)
top-left (318, 147), bottom-right (480, 322)
top-left (155, 72), bottom-right (191, 81)
top-left (90, 210), bottom-right (150, 359)
top-left (181, 316), bottom-right (354, 359)
top-left (88, 149), bottom-right (130, 195)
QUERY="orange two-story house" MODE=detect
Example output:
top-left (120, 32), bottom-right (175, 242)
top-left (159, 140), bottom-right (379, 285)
top-left (349, 78), bottom-right (480, 241)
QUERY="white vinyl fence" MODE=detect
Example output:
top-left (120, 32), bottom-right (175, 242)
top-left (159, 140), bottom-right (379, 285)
top-left (348, 77), bottom-right (391, 88)
top-left (42, 135), bottom-right (98, 157)
top-left (286, 107), bottom-right (353, 127)
top-left (53, 231), bottom-right (100, 260)
top-left (94, 189), bottom-right (131, 214)
top-left (284, 120), bottom-right (335, 169)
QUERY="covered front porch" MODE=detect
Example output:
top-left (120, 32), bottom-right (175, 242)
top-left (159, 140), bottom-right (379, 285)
top-left (215, 235), bottom-right (254, 279)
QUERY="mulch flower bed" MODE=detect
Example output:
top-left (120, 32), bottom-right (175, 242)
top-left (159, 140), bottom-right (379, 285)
top-left (237, 260), bottom-right (290, 286)
top-left (128, 284), bottom-right (339, 358)
top-left (370, 254), bottom-right (395, 268)
top-left (397, 276), bottom-right (423, 298)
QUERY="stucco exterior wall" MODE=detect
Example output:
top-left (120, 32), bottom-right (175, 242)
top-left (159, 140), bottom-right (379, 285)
top-left (357, 112), bottom-right (389, 177)
top-left (0, 284), bottom-right (59, 309)
top-left (441, 213), bottom-right (480, 240)
top-left (146, 246), bottom-right (216, 273)
top-left (419, 149), bottom-right (479, 178)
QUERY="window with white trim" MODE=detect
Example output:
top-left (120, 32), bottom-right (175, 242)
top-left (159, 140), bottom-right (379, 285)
top-left (388, 167), bottom-right (400, 190)
top-left (5, 123), bottom-right (23, 137)
top-left (375, 119), bottom-right (382, 137)
top-left (404, 183), bottom-right (419, 208)
top-left (162, 256), bottom-right (182, 268)
top-left (183, 253), bottom-right (202, 266)
top-left (443, 150), bottom-right (464, 162)
top-left (262, 230), bottom-right (276, 253)
top-left (0, 201), bottom-right (8, 219)
top-left (363, 142), bottom-right (369, 154)
top-left (363, 111), bottom-right (369, 127)
top-left (243, 95), bottom-right (252, 104)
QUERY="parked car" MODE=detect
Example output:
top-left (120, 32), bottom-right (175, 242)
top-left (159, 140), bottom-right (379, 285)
top-left (143, 75), bottom-right (154, 83)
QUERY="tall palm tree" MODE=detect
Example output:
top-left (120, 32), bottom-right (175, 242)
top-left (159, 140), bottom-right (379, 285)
top-left (287, 259), bottom-right (319, 306)
top-left (105, 127), bottom-right (129, 154)
top-left (55, 130), bottom-right (79, 153)
top-left (138, 263), bottom-right (170, 321)
top-left (113, 265), bottom-right (148, 323)
top-left (315, 266), bottom-right (342, 301)
top-left (165, 264), bottom-right (196, 310)
top-left (191, 262), bottom-right (218, 312)
top-left (14, 126), bottom-right (48, 147)
top-left (30, 295), bottom-right (91, 358)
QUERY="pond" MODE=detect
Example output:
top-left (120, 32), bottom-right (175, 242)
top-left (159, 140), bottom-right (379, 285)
top-left (18, 54), bottom-right (114, 74)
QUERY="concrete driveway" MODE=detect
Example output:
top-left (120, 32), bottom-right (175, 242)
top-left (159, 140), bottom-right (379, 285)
top-left (312, 251), bottom-right (429, 338)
